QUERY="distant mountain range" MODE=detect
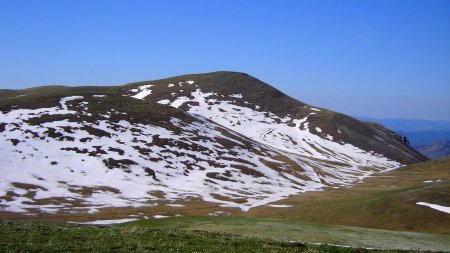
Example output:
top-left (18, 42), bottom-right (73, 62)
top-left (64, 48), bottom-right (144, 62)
top-left (355, 117), bottom-right (450, 159)
top-left (415, 141), bottom-right (450, 160)
top-left (399, 131), bottom-right (450, 147)
top-left (355, 117), bottom-right (450, 132)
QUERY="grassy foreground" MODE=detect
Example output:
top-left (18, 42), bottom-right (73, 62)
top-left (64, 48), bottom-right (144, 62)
top-left (2, 217), bottom-right (450, 252)
top-left (0, 220), bottom-right (382, 253)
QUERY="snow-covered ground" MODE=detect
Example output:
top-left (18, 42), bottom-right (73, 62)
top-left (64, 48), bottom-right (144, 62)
top-left (140, 84), bottom-right (401, 171)
top-left (0, 95), bottom-right (328, 213)
top-left (0, 81), bottom-right (404, 215)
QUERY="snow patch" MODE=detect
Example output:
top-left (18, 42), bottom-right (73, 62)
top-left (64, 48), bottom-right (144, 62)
top-left (131, 85), bottom-right (153, 99)
top-left (208, 211), bottom-right (231, 216)
top-left (229, 94), bottom-right (243, 99)
top-left (423, 180), bottom-right (442, 183)
top-left (157, 99), bottom-right (171, 105)
top-left (166, 204), bottom-right (185, 207)
top-left (416, 202), bottom-right (450, 214)
top-left (268, 204), bottom-right (292, 208)
top-left (153, 215), bottom-right (171, 219)
top-left (68, 218), bottom-right (139, 225)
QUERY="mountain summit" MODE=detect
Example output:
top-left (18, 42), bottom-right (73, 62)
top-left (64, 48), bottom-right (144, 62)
top-left (0, 71), bottom-right (426, 215)
top-left (123, 71), bottom-right (425, 164)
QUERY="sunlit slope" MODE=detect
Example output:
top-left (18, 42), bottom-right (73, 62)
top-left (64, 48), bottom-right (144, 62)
top-left (123, 71), bottom-right (426, 165)
top-left (248, 157), bottom-right (450, 235)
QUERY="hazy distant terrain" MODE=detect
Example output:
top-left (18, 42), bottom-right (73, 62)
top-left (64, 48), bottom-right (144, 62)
top-left (355, 117), bottom-right (450, 132)
top-left (356, 116), bottom-right (450, 159)
top-left (415, 141), bottom-right (450, 160)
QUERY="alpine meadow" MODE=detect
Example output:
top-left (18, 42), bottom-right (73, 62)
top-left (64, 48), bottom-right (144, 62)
top-left (0, 1), bottom-right (449, 252)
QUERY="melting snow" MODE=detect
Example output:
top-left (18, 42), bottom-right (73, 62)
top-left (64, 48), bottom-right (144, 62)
top-left (168, 88), bottom-right (401, 172)
top-left (0, 85), bottom-right (405, 215)
top-left (60, 96), bottom-right (84, 110)
top-left (423, 180), bottom-right (442, 183)
top-left (157, 99), bottom-right (171, 105)
top-left (153, 215), bottom-right (171, 219)
top-left (0, 96), bottom-right (326, 213)
top-left (416, 202), bottom-right (450, 214)
top-left (131, 85), bottom-right (153, 99)
top-left (229, 94), bottom-right (243, 99)
top-left (268, 204), bottom-right (292, 208)
top-left (68, 218), bottom-right (139, 225)
top-left (208, 211), bottom-right (231, 216)
top-left (166, 204), bottom-right (184, 207)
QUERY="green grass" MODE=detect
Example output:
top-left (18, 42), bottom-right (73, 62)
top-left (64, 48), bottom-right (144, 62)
top-left (2, 219), bottom-right (445, 253)
top-left (122, 216), bottom-right (450, 252)
top-left (248, 158), bottom-right (450, 235)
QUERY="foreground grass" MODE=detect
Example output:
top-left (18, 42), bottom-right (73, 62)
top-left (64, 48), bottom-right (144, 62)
top-left (2, 217), bottom-right (450, 252)
top-left (124, 216), bottom-right (450, 252)
top-left (0, 220), bottom-right (410, 253)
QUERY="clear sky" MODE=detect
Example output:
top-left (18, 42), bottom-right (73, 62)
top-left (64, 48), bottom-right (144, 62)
top-left (1, 0), bottom-right (449, 120)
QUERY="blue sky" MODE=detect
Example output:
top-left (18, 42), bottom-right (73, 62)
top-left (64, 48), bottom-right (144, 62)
top-left (1, 0), bottom-right (449, 120)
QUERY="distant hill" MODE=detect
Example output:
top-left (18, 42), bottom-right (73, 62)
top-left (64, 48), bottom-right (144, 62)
top-left (415, 141), bottom-right (450, 160)
top-left (355, 117), bottom-right (450, 147)
top-left (399, 130), bottom-right (450, 146)
top-left (355, 117), bottom-right (450, 132)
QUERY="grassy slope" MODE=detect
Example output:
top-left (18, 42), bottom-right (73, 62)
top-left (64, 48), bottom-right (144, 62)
top-left (247, 158), bottom-right (450, 235)
top-left (0, 221), bottom-right (393, 253)
top-left (123, 216), bottom-right (450, 251)
top-left (0, 220), bottom-right (308, 253)
top-left (0, 85), bottom-right (117, 112)
top-left (1, 218), bottom-right (450, 252)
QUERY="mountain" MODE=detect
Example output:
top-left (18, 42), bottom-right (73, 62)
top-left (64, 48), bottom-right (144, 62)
top-left (415, 141), bottom-right (450, 160)
top-left (0, 71), bottom-right (426, 217)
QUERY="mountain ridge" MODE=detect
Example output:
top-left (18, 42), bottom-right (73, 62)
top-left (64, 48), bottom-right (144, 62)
top-left (124, 71), bottom-right (426, 164)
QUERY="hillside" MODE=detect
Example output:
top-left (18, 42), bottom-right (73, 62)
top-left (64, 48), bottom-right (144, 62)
top-left (248, 157), bottom-right (450, 235)
top-left (123, 72), bottom-right (426, 165)
top-left (0, 71), bottom-right (427, 218)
